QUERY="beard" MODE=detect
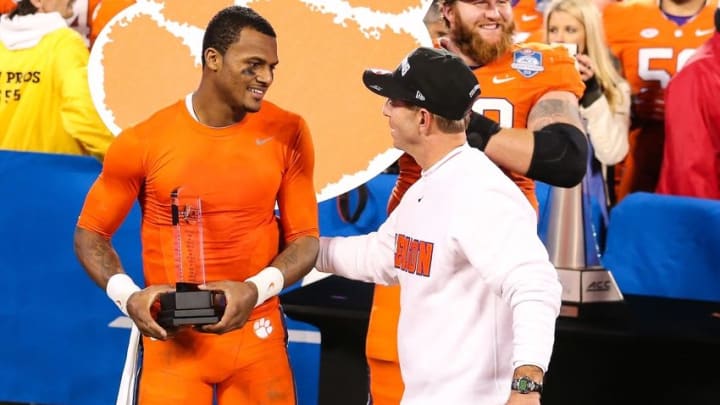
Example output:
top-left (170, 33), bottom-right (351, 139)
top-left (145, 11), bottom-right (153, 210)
top-left (450, 17), bottom-right (515, 66)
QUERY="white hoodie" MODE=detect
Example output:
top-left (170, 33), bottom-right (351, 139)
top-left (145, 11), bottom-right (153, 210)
top-left (0, 11), bottom-right (68, 50)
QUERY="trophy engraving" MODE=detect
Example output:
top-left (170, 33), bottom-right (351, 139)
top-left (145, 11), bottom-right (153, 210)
top-left (156, 188), bottom-right (225, 329)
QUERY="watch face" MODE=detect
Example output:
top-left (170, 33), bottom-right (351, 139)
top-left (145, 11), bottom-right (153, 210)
top-left (513, 376), bottom-right (541, 394)
top-left (517, 378), bottom-right (530, 393)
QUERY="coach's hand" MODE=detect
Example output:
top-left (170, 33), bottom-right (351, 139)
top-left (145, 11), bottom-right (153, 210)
top-left (198, 280), bottom-right (257, 334)
top-left (126, 284), bottom-right (175, 340)
top-left (506, 391), bottom-right (540, 405)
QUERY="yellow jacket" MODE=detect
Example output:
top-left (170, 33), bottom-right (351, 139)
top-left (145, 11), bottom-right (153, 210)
top-left (0, 12), bottom-right (114, 160)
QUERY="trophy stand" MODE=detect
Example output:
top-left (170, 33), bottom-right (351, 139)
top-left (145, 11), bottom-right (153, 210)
top-left (544, 181), bottom-right (623, 318)
top-left (156, 189), bottom-right (224, 329)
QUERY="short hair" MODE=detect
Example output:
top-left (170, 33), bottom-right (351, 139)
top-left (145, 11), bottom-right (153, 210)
top-left (423, 1), bottom-right (443, 25)
top-left (435, 114), bottom-right (466, 133)
top-left (8, 0), bottom-right (37, 19)
top-left (201, 6), bottom-right (277, 67)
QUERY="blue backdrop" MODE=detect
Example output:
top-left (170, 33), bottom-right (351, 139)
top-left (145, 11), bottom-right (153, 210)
top-left (1, 150), bottom-right (718, 405)
top-left (0, 151), bottom-right (395, 405)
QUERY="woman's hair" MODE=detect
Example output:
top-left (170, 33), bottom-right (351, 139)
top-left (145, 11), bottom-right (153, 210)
top-left (544, 0), bottom-right (625, 111)
top-left (8, 0), bottom-right (38, 19)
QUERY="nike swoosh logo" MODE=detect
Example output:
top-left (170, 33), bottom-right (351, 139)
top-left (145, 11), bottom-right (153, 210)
top-left (492, 76), bottom-right (515, 84)
top-left (640, 28), bottom-right (659, 39)
top-left (256, 137), bottom-right (273, 145)
top-left (520, 14), bottom-right (538, 22)
top-left (695, 28), bottom-right (714, 37)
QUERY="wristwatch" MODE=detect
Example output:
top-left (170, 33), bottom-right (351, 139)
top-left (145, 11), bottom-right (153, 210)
top-left (511, 376), bottom-right (543, 394)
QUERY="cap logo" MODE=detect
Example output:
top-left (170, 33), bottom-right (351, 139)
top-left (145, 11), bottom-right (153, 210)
top-left (369, 84), bottom-right (383, 92)
top-left (415, 91), bottom-right (426, 101)
top-left (469, 84), bottom-right (480, 98)
top-left (400, 58), bottom-right (410, 76)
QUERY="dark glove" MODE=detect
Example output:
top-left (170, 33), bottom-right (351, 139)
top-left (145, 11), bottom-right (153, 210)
top-left (466, 112), bottom-right (502, 151)
top-left (579, 76), bottom-right (602, 108)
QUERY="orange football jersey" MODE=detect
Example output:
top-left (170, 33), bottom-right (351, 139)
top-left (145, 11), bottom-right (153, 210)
top-left (472, 43), bottom-right (585, 210)
top-left (0, 0), bottom-right (16, 14)
top-left (603, 0), bottom-right (717, 199)
top-left (604, 0), bottom-right (718, 122)
top-left (89, 0), bottom-right (135, 47)
top-left (513, 0), bottom-right (545, 43)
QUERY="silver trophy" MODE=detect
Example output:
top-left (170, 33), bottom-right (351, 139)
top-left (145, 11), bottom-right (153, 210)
top-left (544, 180), bottom-right (623, 318)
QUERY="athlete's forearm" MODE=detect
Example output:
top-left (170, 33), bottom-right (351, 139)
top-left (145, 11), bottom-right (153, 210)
top-left (73, 226), bottom-right (126, 289)
top-left (483, 127), bottom-right (535, 175)
top-left (270, 235), bottom-right (319, 287)
top-left (526, 92), bottom-right (585, 131)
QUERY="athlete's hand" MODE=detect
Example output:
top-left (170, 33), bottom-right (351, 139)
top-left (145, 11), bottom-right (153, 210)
top-left (466, 112), bottom-right (501, 151)
top-left (576, 53), bottom-right (595, 82)
top-left (198, 280), bottom-right (257, 334)
top-left (126, 284), bottom-right (175, 340)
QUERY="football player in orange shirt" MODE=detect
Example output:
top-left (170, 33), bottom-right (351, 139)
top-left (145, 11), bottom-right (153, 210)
top-left (0, 0), bottom-right (16, 14)
top-left (513, 0), bottom-right (545, 42)
top-left (603, 0), bottom-right (718, 202)
top-left (73, 6), bottom-right (318, 405)
top-left (88, 0), bottom-right (134, 48)
top-left (365, 1), bottom-right (587, 404)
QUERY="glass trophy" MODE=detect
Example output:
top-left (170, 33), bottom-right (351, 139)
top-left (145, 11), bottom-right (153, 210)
top-left (156, 188), bottom-right (225, 329)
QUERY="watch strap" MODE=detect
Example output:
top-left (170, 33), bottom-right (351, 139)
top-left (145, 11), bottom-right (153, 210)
top-left (511, 376), bottom-right (543, 394)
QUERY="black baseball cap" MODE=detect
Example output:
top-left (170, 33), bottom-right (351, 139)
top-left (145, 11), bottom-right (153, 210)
top-left (362, 47), bottom-right (480, 120)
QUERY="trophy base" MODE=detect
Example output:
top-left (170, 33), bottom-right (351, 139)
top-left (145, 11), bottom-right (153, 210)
top-left (556, 266), bottom-right (624, 319)
top-left (156, 283), bottom-right (225, 329)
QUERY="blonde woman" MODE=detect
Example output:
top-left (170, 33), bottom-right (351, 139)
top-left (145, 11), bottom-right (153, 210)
top-left (545, 0), bottom-right (630, 177)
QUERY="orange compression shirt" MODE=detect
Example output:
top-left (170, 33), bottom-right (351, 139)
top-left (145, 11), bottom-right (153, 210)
top-left (77, 99), bottom-right (319, 287)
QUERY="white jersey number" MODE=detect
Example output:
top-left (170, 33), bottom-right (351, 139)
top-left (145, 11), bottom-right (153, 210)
top-left (471, 98), bottom-right (514, 128)
top-left (638, 47), bottom-right (696, 88)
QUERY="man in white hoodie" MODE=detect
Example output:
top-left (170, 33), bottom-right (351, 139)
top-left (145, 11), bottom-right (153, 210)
top-left (316, 46), bottom-right (562, 405)
top-left (0, 0), bottom-right (114, 160)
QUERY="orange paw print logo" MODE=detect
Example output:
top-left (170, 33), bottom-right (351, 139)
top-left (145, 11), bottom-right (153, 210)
top-left (89, 0), bottom-right (433, 201)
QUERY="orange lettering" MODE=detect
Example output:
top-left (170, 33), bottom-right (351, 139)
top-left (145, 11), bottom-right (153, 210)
top-left (405, 240), bottom-right (419, 274)
top-left (395, 234), bottom-right (408, 270)
top-left (416, 241), bottom-right (434, 277)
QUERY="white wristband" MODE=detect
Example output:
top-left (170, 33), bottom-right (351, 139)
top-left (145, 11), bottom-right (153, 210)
top-left (106, 273), bottom-right (141, 316)
top-left (245, 266), bottom-right (284, 308)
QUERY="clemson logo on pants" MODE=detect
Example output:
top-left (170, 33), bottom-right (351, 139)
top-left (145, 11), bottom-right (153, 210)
top-left (253, 317), bottom-right (273, 339)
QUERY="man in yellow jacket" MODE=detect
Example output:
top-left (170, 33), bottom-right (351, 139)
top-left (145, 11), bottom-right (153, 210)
top-left (0, 0), bottom-right (114, 160)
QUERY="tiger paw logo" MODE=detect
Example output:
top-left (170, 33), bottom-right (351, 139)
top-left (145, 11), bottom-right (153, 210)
top-left (253, 317), bottom-right (273, 339)
top-left (89, 0), bottom-right (434, 201)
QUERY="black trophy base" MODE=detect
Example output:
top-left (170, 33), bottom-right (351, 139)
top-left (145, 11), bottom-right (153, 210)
top-left (156, 282), bottom-right (225, 329)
